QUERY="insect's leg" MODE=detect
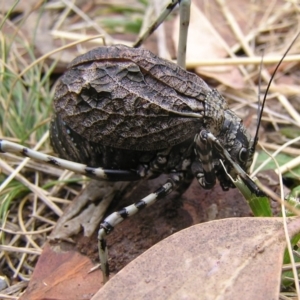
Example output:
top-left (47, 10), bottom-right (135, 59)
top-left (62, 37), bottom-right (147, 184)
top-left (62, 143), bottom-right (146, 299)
top-left (134, 0), bottom-right (191, 69)
top-left (215, 165), bottom-right (235, 191)
top-left (133, 0), bottom-right (180, 48)
top-left (0, 139), bottom-right (140, 181)
top-left (200, 132), bottom-right (264, 197)
top-left (193, 130), bottom-right (217, 189)
top-left (194, 129), bottom-right (259, 192)
top-left (98, 174), bottom-right (183, 283)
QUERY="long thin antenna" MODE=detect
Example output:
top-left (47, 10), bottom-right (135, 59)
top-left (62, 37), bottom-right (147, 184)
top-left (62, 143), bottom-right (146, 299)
top-left (252, 31), bottom-right (300, 152)
top-left (256, 50), bottom-right (264, 136)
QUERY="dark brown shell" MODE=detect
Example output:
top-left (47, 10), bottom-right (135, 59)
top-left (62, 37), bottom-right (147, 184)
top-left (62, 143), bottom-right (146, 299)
top-left (53, 45), bottom-right (226, 151)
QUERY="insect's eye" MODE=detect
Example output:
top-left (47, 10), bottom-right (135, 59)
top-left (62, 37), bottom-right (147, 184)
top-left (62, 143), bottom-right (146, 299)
top-left (239, 148), bottom-right (248, 163)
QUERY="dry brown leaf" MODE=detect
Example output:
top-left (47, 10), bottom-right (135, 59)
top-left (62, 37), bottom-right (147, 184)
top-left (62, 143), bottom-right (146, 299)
top-left (19, 243), bottom-right (103, 300)
top-left (94, 217), bottom-right (300, 300)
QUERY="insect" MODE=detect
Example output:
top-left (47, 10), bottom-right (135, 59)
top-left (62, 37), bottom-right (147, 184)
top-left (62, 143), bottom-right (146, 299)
top-left (1, 0), bottom-right (294, 284)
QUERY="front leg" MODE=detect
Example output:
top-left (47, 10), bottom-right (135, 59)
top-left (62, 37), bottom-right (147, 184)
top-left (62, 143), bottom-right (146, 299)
top-left (193, 130), bottom-right (217, 189)
top-left (98, 173), bottom-right (183, 283)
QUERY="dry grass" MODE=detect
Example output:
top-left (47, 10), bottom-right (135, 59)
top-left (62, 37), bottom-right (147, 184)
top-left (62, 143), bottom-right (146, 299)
top-left (0, 0), bottom-right (300, 298)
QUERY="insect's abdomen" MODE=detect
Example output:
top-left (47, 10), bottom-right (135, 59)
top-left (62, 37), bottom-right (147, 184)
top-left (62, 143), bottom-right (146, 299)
top-left (50, 113), bottom-right (152, 169)
top-left (53, 45), bottom-right (226, 152)
top-left (50, 113), bottom-right (194, 172)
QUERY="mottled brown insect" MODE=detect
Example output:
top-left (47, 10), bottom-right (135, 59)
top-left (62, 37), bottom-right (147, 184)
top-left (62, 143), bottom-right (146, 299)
top-left (48, 44), bottom-right (262, 282)
top-left (0, 42), bottom-right (262, 283)
top-left (1, 0), bottom-right (298, 288)
top-left (51, 44), bottom-right (255, 190)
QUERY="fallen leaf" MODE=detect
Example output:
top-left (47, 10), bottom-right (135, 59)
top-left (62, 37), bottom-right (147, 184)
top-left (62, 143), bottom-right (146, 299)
top-left (93, 217), bottom-right (300, 300)
top-left (19, 243), bottom-right (103, 300)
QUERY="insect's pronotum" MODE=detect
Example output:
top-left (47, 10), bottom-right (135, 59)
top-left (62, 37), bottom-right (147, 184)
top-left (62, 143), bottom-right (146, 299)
top-left (2, 0), bottom-right (292, 283)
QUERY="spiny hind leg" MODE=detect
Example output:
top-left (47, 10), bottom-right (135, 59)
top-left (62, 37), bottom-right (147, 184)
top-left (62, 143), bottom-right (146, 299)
top-left (98, 174), bottom-right (184, 283)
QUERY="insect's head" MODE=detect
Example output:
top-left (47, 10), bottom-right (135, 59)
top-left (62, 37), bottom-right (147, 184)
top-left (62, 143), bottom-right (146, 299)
top-left (217, 110), bottom-right (254, 174)
top-left (220, 32), bottom-right (300, 196)
top-left (231, 121), bottom-right (254, 173)
top-left (213, 111), bottom-right (262, 195)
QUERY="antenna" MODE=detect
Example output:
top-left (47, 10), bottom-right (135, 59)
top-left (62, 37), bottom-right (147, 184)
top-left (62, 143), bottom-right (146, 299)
top-left (256, 50), bottom-right (264, 142)
top-left (251, 31), bottom-right (300, 153)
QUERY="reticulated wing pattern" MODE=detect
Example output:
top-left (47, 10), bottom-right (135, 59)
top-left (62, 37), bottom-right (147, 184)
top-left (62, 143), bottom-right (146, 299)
top-left (54, 45), bottom-right (227, 150)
